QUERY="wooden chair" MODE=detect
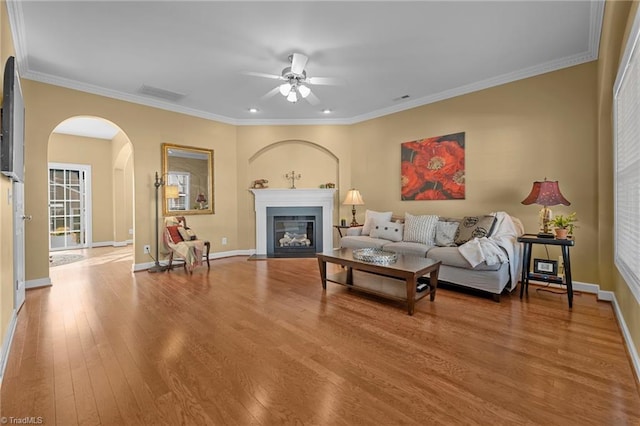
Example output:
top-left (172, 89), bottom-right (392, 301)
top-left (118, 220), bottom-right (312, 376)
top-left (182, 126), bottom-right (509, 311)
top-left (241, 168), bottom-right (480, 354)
top-left (164, 216), bottom-right (210, 272)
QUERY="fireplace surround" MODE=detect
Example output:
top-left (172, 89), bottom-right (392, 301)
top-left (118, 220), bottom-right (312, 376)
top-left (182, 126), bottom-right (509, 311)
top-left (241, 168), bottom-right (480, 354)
top-left (251, 189), bottom-right (336, 257)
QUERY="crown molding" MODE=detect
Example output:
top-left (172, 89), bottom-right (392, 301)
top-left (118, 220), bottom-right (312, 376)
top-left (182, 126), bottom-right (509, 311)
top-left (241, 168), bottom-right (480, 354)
top-left (22, 69), bottom-right (240, 124)
top-left (6, 0), bottom-right (29, 76)
top-left (8, 0), bottom-right (605, 127)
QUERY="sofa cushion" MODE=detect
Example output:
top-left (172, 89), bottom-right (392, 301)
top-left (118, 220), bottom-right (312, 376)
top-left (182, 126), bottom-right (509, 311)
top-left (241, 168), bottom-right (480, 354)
top-left (370, 220), bottom-right (404, 242)
top-left (455, 215), bottom-right (496, 245)
top-left (403, 213), bottom-right (439, 245)
top-left (435, 220), bottom-right (459, 247)
top-left (362, 210), bottom-right (393, 235)
top-left (382, 241), bottom-right (432, 257)
top-left (340, 235), bottom-right (388, 249)
top-left (427, 246), bottom-right (502, 271)
top-left (345, 226), bottom-right (363, 236)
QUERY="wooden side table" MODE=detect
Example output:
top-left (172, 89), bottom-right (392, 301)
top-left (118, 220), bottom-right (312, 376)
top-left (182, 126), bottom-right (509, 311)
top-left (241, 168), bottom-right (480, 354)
top-left (518, 234), bottom-right (575, 308)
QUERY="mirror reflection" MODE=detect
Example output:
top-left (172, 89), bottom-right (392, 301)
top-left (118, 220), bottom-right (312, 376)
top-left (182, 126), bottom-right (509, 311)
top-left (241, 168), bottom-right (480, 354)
top-left (162, 143), bottom-right (214, 215)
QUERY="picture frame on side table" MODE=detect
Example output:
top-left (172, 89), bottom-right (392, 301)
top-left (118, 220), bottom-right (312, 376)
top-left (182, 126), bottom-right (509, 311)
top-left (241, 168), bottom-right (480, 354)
top-left (533, 258), bottom-right (558, 275)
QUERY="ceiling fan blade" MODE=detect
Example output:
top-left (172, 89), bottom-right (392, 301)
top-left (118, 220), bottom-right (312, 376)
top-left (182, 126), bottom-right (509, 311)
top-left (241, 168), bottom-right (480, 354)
top-left (243, 71), bottom-right (283, 80)
top-left (260, 86), bottom-right (281, 101)
top-left (290, 53), bottom-right (308, 75)
top-left (305, 91), bottom-right (320, 106)
top-left (307, 76), bottom-right (343, 86)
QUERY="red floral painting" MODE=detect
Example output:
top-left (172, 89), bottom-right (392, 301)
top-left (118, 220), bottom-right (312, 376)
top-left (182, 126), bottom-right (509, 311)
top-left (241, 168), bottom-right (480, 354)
top-left (401, 132), bottom-right (465, 200)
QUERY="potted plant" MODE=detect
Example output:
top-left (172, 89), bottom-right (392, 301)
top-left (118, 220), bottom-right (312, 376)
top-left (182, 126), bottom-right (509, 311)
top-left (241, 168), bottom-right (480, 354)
top-left (550, 212), bottom-right (578, 239)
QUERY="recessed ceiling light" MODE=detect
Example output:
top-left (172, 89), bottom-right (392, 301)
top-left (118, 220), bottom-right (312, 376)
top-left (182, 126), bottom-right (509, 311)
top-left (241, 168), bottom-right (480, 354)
top-left (322, 109), bottom-right (331, 114)
top-left (248, 108), bottom-right (258, 113)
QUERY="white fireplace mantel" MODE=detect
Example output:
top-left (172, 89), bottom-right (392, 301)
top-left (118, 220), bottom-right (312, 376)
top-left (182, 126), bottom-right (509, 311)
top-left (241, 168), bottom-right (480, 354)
top-left (251, 188), bottom-right (336, 255)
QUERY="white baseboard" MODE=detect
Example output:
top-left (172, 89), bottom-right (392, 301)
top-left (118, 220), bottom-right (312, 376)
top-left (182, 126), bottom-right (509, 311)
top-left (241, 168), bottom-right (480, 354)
top-left (609, 292), bottom-right (640, 382)
top-left (209, 249), bottom-right (255, 259)
top-left (132, 249), bottom-right (255, 272)
top-left (528, 279), bottom-right (599, 294)
top-left (92, 241), bottom-right (133, 248)
top-left (132, 260), bottom-right (162, 272)
top-left (0, 309), bottom-right (18, 386)
top-left (92, 241), bottom-right (115, 248)
top-left (26, 277), bottom-right (52, 289)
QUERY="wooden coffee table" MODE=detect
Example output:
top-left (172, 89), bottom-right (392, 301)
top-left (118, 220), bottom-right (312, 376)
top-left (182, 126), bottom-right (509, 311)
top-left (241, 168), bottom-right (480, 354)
top-left (316, 248), bottom-right (441, 315)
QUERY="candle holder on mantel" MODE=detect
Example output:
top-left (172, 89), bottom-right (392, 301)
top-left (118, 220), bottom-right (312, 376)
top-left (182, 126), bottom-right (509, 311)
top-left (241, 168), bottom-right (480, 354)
top-left (285, 170), bottom-right (302, 189)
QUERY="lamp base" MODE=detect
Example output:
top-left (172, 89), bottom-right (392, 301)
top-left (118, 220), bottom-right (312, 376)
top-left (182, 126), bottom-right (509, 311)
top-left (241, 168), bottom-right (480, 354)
top-left (536, 232), bottom-right (555, 239)
top-left (148, 263), bottom-right (169, 273)
top-left (350, 206), bottom-right (358, 227)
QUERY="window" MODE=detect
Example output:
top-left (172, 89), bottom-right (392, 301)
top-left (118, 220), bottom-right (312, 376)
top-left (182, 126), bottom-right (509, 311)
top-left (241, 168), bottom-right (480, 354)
top-left (614, 7), bottom-right (640, 303)
top-left (167, 172), bottom-right (190, 211)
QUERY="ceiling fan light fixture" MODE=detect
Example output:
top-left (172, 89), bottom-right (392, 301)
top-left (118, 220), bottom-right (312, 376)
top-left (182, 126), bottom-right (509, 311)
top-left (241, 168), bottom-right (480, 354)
top-left (279, 83), bottom-right (292, 96)
top-left (286, 90), bottom-right (298, 103)
top-left (298, 84), bottom-right (311, 98)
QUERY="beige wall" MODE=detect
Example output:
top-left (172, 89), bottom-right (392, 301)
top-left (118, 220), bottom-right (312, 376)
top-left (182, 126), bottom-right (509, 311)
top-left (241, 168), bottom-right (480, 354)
top-left (22, 80), bottom-right (237, 282)
top-left (351, 63), bottom-right (598, 283)
top-left (48, 133), bottom-right (115, 244)
top-left (112, 130), bottom-right (134, 244)
top-left (236, 126), bottom-right (353, 250)
top-left (25, 62), bottom-right (601, 285)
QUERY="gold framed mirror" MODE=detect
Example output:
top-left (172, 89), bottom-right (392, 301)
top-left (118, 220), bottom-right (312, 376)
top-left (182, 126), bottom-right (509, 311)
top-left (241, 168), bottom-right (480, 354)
top-left (161, 143), bottom-right (214, 216)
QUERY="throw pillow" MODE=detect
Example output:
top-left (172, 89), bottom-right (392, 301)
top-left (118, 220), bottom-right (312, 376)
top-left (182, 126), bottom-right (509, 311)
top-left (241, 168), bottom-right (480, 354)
top-left (455, 215), bottom-right (497, 245)
top-left (362, 210), bottom-right (393, 235)
top-left (178, 227), bottom-right (197, 241)
top-left (370, 220), bottom-right (404, 242)
top-left (403, 213), bottom-right (439, 245)
top-left (167, 225), bottom-right (184, 243)
top-left (435, 220), bottom-right (459, 247)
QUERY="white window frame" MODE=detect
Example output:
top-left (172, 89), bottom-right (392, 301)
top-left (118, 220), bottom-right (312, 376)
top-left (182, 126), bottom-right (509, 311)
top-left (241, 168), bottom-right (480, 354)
top-left (614, 6), bottom-right (640, 303)
top-left (167, 172), bottom-right (190, 211)
top-left (48, 162), bottom-right (93, 250)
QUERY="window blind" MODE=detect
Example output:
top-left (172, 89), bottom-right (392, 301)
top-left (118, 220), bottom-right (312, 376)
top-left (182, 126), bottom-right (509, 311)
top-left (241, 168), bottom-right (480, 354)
top-left (614, 6), bottom-right (640, 303)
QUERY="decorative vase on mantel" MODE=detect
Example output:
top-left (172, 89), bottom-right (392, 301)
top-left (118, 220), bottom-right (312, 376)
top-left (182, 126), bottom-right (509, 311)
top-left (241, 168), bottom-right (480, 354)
top-left (555, 228), bottom-right (569, 240)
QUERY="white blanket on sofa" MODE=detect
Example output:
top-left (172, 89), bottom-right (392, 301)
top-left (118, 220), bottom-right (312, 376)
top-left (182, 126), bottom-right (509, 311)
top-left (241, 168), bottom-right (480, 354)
top-left (458, 212), bottom-right (524, 290)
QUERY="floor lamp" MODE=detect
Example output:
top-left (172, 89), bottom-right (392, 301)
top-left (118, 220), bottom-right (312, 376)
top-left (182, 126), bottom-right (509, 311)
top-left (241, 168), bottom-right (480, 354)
top-left (148, 172), bottom-right (179, 273)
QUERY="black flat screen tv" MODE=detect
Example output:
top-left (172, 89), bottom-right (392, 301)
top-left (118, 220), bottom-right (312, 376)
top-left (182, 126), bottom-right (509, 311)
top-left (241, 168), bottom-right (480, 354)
top-left (1, 56), bottom-right (25, 182)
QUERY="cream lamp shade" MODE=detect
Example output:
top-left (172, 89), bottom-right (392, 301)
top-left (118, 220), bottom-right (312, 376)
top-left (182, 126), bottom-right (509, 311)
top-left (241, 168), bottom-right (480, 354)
top-left (343, 189), bottom-right (364, 226)
top-left (164, 185), bottom-right (180, 200)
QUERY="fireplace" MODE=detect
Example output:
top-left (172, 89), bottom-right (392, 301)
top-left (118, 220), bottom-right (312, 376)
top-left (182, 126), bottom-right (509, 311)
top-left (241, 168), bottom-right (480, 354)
top-left (251, 189), bottom-right (336, 257)
top-left (267, 207), bottom-right (322, 257)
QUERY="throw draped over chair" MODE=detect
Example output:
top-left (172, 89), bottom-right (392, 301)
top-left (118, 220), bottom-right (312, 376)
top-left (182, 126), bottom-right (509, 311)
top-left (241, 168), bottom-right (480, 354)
top-left (163, 216), bottom-right (210, 273)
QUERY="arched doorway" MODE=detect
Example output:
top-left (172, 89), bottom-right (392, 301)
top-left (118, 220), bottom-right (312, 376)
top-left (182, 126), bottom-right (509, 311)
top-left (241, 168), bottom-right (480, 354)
top-left (47, 116), bottom-right (134, 263)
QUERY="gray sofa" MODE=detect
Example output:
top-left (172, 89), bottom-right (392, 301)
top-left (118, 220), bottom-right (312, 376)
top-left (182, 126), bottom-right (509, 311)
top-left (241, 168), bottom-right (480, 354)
top-left (339, 212), bottom-right (523, 301)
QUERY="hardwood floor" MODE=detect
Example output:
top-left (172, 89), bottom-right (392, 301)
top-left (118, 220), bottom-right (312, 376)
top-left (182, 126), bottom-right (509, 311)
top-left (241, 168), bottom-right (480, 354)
top-left (2, 246), bottom-right (639, 425)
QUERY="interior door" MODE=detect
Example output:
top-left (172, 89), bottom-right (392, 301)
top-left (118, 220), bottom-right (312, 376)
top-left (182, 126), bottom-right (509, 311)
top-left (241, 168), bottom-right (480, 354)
top-left (48, 164), bottom-right (92, 251)
top-left (13, 181), bottom-right (26, 311)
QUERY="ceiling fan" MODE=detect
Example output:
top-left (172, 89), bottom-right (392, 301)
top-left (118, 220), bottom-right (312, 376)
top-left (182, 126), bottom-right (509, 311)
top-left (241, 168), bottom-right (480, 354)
top-left (246, 53), bottom-right (339, 104)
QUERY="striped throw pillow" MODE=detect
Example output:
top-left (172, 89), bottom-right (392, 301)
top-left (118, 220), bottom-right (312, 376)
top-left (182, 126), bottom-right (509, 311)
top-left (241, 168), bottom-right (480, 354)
top-left (403, 213), bottom-right (439, 245)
